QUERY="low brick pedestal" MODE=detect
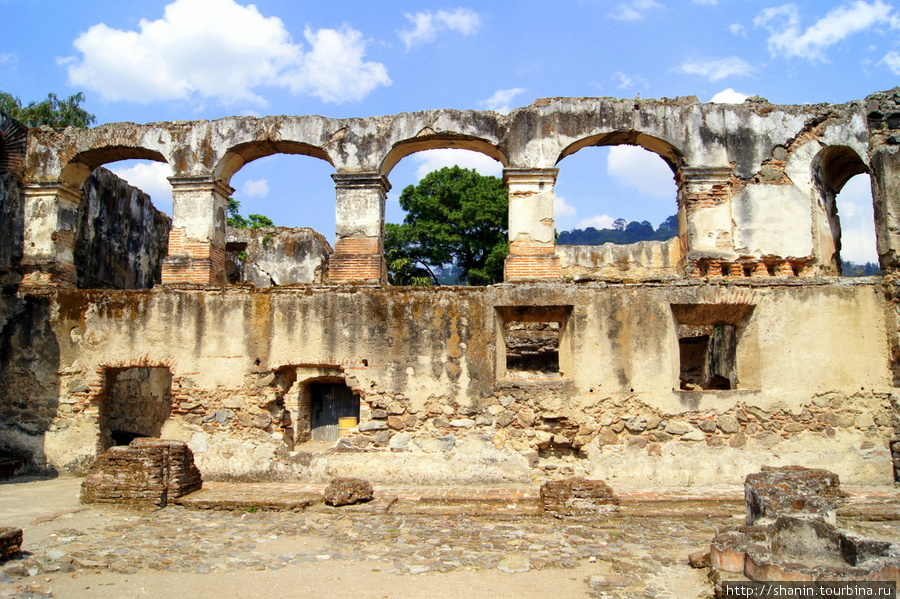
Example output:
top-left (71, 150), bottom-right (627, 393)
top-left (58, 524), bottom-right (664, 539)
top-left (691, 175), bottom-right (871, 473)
top-left (81, 438), bottom-right (202, 507)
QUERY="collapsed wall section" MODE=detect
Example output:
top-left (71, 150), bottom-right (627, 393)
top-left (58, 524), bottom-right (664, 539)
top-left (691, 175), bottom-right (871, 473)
top-left (1, 281), bottom-right (893, 485)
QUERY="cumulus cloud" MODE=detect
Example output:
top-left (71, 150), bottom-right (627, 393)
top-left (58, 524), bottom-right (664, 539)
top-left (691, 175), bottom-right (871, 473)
top-left (611, 0), bottom-right (663, 21)
top-left (577, 214), bottom-right (617, 230)
top-left (64, 0), bottom-right (389, 105)
top-left (108, 161), bottom-right (174, 214)
top-left (710, 88), bottom-right (750, 103)
top-left (398, 8), bottom-right (481, 49)
top-left (412, 149), bottom-right (502, 181)
top-left (676, 57), bottom-right (754, 81)
top-left (754, 0), bottom-right (900, 62)
top-left (480, 88), bottom-right (527, 113)
top-left (241, 179), bottom-right (269, 198)
top-left (607, 146), bottom-right (675, 198)
top-left (281, 26), bottom-right (390, 103)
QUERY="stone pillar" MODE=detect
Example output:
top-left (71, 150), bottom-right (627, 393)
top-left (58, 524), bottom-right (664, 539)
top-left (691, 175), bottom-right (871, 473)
top-left (503, 168), bottom-right (560, 281)
top-left (330, 172), bottom-right (388, 284)
top-left (678, 167), bottom-right (734, 275)
top-left (20, 181), bottom-right (81, 289)
top-left (161, 176), bottom-right (230, 285)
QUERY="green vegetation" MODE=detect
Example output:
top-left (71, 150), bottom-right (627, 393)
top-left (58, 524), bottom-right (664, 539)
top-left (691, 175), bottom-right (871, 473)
top-left (0, 91), bottom-right (96, 129)
top-left (227, 198), bottom-right (273, 229)
top-left (557, 214), bottom-right (678, 246)
top-left (841, 260), bottom-right (879, 277)
top-left (385, 166), bottom-right (508, 286)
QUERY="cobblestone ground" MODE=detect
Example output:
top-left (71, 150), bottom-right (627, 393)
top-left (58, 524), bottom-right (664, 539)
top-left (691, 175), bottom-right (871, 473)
top-left (0, 504), bottom-right (737, 599)
top-left (0, 480), bottom-right (896, 599)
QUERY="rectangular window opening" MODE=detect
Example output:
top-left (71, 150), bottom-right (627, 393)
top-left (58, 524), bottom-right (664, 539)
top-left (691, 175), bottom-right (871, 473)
top-left (496, 306), bottom-right (572, 380)
top-left (672, 303), bottom-right (754, 392)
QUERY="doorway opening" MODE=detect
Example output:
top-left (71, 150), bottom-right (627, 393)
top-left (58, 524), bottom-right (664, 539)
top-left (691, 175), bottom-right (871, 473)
top-left (309, 382), bottom-right (360, 443)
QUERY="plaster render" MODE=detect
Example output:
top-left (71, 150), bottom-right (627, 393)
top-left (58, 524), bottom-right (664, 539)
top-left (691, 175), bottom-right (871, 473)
top-left (2, 90), bottom-right (900, 487)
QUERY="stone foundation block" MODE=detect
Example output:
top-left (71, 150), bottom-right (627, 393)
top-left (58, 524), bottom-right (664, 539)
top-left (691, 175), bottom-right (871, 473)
top-left (323, 477), bottom-right (374, 506)
top-left (540, 477), bottom-right (619, 516)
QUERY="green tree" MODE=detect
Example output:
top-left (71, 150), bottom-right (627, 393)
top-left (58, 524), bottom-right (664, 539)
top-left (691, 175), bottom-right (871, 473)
top-left (227, 197), bottom-right (273, 229)
top-left (0, 91), bottom-right (96, 129)
top-left (386, 166), bottom-right (508, 286)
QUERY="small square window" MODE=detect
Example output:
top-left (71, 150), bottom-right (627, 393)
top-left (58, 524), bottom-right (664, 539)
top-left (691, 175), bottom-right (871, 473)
top-left (496, 306), bottom-right (572, 380)
top-left (671, 304), bottom-right (754, 391)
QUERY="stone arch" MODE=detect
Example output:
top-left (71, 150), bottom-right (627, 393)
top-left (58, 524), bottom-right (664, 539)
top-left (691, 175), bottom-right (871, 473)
top-left (556, 130), bottom-right (685, 172)
top-left (59, 146), bottom-right (170, 190)
top-left (810, 145), bottom-right (871, 274)
top-left (379, 134), bottom-right (507, 177)
top-left (214, 140), bottom-right (334, 186)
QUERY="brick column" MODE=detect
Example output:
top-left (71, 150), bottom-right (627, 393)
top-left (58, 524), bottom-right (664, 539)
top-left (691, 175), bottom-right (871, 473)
top-left (678, 167), bottom-right (734, 275)
top-left (20, 181), bottom-right (81, 289)
top-left (330, 172), bottom-right (388, 284)
top-left (160, 176), bottom-right (231, 285)
top-left (503, 168), bottom-right (561, 281)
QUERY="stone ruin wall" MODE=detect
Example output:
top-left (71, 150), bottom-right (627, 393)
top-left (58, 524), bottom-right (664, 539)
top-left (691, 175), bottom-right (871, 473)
top-left (0, 281), bottom-right (893, 485)
top-left (2, 91), bottom-right (900, 486)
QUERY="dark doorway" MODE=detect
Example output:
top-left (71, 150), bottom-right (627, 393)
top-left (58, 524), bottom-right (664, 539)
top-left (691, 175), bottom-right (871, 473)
top-left (310, 383), bottom-right (359, 442)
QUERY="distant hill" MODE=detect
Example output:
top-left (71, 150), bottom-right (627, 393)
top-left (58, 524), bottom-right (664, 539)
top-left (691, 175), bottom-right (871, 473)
top-left (558, 214), bottom-right (677, 246)
top-left (841, 260), bottom-right (879, 277)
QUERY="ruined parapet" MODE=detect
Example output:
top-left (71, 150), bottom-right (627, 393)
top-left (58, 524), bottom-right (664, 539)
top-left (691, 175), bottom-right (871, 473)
top-left (80, 438), bottom-right (202, 507)
top-left (76, 168), bottom-right (171, 289)
top-left (744, 465), bottom-right (845, 526)
top-left (225, 226), bottom-right (331, 286)
top-left (557, 238), bottom-right (683, 282)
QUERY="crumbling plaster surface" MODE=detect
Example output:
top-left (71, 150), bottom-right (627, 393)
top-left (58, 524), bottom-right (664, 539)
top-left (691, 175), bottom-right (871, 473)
top-left (24, 97), bottom-right (868, 185)
top-left (2, 280), bottom-right (893, 484)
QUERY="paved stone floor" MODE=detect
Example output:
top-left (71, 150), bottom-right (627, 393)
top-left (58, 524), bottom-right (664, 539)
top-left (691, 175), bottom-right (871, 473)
top-left (0, 478), bottom-right (896, 599)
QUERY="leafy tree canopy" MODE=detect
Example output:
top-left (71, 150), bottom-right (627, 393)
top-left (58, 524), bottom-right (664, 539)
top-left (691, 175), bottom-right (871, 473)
top-left (386, 166), bottom-right (508, 286)
top-left (227, 198), bottom-right (273, 229)
top-left (558, 213), bottom-right (678, 246)
top-left (0, 91), bottom-right (96, 129)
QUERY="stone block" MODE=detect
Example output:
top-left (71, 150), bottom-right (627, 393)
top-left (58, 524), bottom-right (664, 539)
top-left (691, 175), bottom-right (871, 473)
top-left (323, 477), bottom-right (374, 506)
top-left (540, 477), bottom-right (619, 516)
top-left (744, 465), bottom-right (845, 526)
top-left (0, 528), bottom-right (22, 561)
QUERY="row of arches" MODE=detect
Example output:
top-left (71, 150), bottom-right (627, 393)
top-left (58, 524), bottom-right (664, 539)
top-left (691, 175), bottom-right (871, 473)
top-left (10, 105), bottom-right (882, 288)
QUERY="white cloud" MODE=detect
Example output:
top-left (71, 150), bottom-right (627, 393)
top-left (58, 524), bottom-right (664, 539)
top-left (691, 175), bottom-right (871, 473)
top-left (607, 146), bottom-right (675, 198)
top-left (108, 160), bottom-right (174, 214)
top-left (837, 174), bottom-right (878, 264)
top-left (412, 149), bottom-right (502, 181)
top-left (754, 0), bottom-right (900, 63)
top-left (677, 57), bottom-right (754, 81)
top-left (880, 50), bottom-right (900, 73)
top-left (729, 23), bottom-right (747, 37)
top-left (282, 26), bottom-right (390, 103)
top-left (576, 214), bottom-right (616, 230)
top-left (65, 0), bottom-right (389, 105)
top-left (710, 88), bottom-right (750, 103)
top-left (555, 195), bottom-right (577, 219)
top-left (398, 8), bottom-right (481, 49)
top-left (611, 0), bottom-right (663, 21)
top-left (0, 53), bottom-right (15, 68)
top-left (611, 71), bottom-right (649, 90)
top-left (241, 178), bottom-right (269, 198)
top-left (480, 88), bottom-right (527, 113)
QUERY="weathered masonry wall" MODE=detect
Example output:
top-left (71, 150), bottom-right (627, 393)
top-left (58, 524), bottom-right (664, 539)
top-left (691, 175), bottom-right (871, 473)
top-left (14, 91), bottom-right (891, 288)
top-left (1, 281), bottom-right (893, 485)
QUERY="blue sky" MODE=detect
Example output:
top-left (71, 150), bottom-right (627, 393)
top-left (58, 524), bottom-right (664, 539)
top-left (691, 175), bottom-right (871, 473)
top-left (2, 0), bottom-right (898, 262)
